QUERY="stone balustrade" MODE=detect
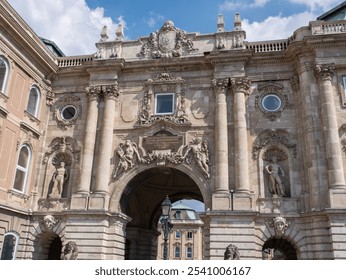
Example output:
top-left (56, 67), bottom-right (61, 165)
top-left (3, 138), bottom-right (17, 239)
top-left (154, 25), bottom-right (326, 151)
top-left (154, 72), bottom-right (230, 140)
top-left (57, 55), bottom-right (93, 67)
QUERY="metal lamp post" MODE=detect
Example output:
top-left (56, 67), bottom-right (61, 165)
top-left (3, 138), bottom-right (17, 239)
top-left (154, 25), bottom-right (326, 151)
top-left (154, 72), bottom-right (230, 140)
top-left (161, 195), bottom-right (173, 260)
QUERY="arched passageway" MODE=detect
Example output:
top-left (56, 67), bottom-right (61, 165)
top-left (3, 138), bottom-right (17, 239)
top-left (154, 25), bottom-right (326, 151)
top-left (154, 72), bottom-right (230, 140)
top-left (120, 167), bottom-right (204, 260)
top-left (33, 233), bottom-right (62, 260)
top-left (262, 237), bottom-right (298, 260)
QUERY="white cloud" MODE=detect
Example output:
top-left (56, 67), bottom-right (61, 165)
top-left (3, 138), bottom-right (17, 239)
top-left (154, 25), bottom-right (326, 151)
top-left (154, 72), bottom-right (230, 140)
top-left (288, 0), bottom-right (342, 12)
top-left (242, 11), bottom-right (316, 41)
top-left (219, 0), bottom-right (270, 11)
top-left (7, 0), bottom-right (124, 56)
top-left (145, 12), bottom-right (165, 29)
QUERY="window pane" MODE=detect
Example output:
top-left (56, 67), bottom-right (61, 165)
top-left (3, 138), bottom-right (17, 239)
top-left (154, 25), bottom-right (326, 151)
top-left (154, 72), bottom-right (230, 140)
top-left (156, 94), bottom-right (173, 114)
top-left (174, 246), bottom-right (180, 258)
top-left (261, 94), bottom-right (281, 112)
top-left (0, 57), bottom-right (7, 92)
top-left (13, 169), bottom-right (26, 191)
top-left (1, 235), bottom-right (17, 260)
top-left (186, 247), bottom-right (193, 258)
top-left (27, 88), bottom-right (38, 116)
top-left (18, 147), bottom-right (29, 168)
top-left (61, 105), bottom-right (76, 120)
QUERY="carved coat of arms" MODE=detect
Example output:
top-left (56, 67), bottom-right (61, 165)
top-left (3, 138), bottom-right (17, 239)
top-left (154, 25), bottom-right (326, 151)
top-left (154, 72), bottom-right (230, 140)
top-left (137, 20), bottom-right (197, 59)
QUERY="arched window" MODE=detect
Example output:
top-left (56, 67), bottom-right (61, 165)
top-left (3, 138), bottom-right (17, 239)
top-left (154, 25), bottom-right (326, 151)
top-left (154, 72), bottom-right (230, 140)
top-left (186, 246), bottom-right (193, 258)
top-left (1, 232), bottom-right (19, 260)
top-left (26, 86), bottom-right (40, 117)
top-left (13, 145), bottom-right (31, 192)
top-left (174, 246), bottom-right (180, 258)
top-left (0, 56), bottom-right (10, 94)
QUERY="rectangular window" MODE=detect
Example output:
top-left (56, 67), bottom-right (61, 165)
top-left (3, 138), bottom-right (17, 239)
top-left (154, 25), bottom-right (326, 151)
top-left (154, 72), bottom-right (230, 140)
top-left (155, 93), bottom-right (174, 115)
top-left (175, 231), bottom-right (181, 239)
top-left (340, 75), bottom-right (346, 107)
top-left (187, 231), bottom-right (193, 239)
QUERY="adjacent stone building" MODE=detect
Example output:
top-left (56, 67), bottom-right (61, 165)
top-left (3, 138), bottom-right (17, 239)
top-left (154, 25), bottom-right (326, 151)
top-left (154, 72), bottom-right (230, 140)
top-left (157, 201), bottom-right (203, 260)
top-left (1, 0), bottom-right (346, 259)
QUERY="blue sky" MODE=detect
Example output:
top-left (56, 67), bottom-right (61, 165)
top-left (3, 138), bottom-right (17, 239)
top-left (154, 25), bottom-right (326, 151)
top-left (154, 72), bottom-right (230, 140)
top-left (7, 0), bottom-right (343, 56)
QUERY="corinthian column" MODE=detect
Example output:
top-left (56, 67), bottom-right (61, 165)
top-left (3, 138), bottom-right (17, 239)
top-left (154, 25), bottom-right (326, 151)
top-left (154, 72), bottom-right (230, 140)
top-left (76, 86), bottom-right (101, 194)
top-left (315, 64), bottom-right (346, 189)
top-left (212, 78), bottom-right (229, 193)
top-left (231, 78), bottom-right (251, 193)
top-left (94, 83), bottom-right (119, 194)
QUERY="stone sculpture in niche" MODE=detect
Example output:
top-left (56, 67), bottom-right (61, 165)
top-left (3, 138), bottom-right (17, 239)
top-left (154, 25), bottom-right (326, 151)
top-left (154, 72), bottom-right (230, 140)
top-left (137, 20), bottom-right (197, 59)
top-left (224, 244), bottom-right (240, 260)
top-left (49, 161), bottom-right (69, 198)
top-left (265, 156), bottom-right (285, 197)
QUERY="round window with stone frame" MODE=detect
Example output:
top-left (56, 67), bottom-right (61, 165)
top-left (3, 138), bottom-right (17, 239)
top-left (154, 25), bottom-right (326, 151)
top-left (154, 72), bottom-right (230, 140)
top-left (261, 94), bottom-right (282, 112)
top-left (61, 105), bottom-right (77, 121)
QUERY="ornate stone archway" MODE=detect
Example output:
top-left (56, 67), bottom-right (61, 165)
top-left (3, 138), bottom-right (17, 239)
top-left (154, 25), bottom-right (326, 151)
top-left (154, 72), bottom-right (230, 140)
top-left (116, 166), bottom-right (206, 260)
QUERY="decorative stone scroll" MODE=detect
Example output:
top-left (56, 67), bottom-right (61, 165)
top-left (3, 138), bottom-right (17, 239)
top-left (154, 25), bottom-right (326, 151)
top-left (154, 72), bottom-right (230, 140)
top-left (113, 137), bottom-right (210, 179)
top-left (137, 20), bottom-right (198, 59)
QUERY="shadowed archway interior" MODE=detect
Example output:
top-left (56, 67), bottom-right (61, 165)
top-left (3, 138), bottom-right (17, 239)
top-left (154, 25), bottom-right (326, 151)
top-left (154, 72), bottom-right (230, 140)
top-left (120, 167), bottom-right (204, 260)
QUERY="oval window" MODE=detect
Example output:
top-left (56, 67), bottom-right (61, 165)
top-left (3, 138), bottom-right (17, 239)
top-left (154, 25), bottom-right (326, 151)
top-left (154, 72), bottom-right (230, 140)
top-left (61, 105), bottom-right (77, 120)
top-left (261, 94), bottom-right (282, 112)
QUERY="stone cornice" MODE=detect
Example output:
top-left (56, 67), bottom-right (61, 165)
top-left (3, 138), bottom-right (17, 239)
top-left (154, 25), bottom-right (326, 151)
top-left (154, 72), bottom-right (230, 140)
top-left (204, 49), bottom-right (252, 65)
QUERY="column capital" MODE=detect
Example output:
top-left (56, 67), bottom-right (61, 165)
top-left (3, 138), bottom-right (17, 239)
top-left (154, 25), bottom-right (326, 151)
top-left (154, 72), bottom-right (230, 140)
top-left (86, 85), bottom-right (102, 101)
top-left (212, 78), bottom-right (230, 94)
top-left (102, 82), bottom-right (119, 100)
top-left (230, 77), bottom-right (251, 95)
top-left (314, 63), bottom-right (335, 81)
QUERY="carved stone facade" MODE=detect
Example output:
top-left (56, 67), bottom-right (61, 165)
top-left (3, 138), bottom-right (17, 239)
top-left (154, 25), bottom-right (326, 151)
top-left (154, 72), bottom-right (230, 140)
top-left (2, 1), bottom-right (346, 260)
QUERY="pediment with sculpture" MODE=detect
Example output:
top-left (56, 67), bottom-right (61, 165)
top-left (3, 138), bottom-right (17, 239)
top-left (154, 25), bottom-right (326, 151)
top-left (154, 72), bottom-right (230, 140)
top-left (137, 20), bottom-right (198, 59)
